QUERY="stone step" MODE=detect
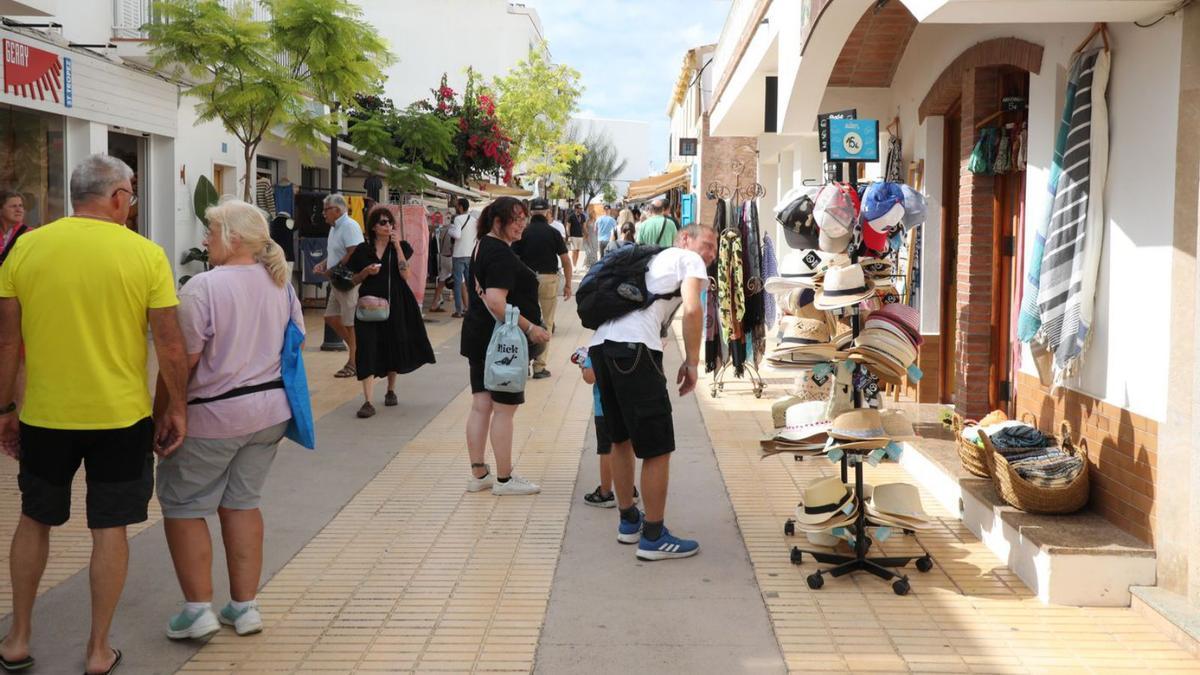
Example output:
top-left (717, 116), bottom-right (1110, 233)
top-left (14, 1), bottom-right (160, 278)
top-left (898, 434), bottom-right (1156, 607)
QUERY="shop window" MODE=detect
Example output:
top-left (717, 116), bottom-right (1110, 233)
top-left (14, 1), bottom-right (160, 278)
top-left (0, 105), bottom-right (64, 228)
top-left (301, 165), bottom-right (327, 189)
top-left (257, 155), bottom-right (281, 184)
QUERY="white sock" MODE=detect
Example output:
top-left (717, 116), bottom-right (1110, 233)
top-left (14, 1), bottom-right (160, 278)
top-left (229, 599), bottom-right (256, 611)
top-left (184, 601), bottom-right (211, 615)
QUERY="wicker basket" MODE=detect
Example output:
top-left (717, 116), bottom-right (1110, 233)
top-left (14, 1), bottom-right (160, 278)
top-left (981, 419), bottom-right (1089, 514)
top-left (952, 413), bottom-right (990, 478)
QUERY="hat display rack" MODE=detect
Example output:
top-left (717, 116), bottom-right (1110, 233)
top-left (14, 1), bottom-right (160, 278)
top-left (708, 158), bottom-right (769, 399)
top-left (765, 178), bottom-right (935, 596)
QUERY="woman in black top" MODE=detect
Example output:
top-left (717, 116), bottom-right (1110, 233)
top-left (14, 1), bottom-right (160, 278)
top-left (460, 197), bottom-right (550, 496)
top-left (348, 207), bottom-right (436, 419)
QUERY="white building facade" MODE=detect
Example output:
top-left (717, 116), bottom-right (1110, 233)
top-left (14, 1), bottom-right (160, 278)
top-left (568, 115), bottom-right (650, 200)
top-left (358, 0), bottom-right (545, 108)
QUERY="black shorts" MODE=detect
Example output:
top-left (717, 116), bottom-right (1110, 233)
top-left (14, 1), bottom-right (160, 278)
top-left (18, 418), bottom-right (155, 530)
top-left (468, 356), bottom-right (525, 406)
top-left (589, 341), bottom-right (674, 459)
top-left (594, 416), bottom-right (612, 455)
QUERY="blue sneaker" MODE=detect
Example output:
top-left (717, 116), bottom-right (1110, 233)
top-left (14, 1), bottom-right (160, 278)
top-left (617, 510), bottom-right (643, 544)
top-left (636, 528), bottom-right (700, 561)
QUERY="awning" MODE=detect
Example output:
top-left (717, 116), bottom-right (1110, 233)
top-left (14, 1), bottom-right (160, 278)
top-left (625, 167), bottom-right (691, 203)
top-left (474, 181), bottom-right (533, 197)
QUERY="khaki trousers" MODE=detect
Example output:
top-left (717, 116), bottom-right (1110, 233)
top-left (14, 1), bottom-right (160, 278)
top-left (534, 273), bottom-right (559, 372)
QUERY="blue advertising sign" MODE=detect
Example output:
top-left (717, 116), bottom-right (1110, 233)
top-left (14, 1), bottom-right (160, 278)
top-left (828, 118), bottom-right (879, 162)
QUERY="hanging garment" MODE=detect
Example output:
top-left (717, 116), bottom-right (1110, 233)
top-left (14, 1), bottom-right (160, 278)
top-left (392, 204), bottom-right (431, 306)
top-left (884, 135), bottom-right (904, 183)
top-left (269, 214), bottom-right (295, 262)
top-left (740, 200), bottom-right (766, 367)
top-left (1036, 48), bottom-right (1109, 384)
top-left (718, 228), bottom-right (747, 376)
top-left (256, 177), bottom-right (275, 215)
top-left (274, 184), bottom-right (295, 218)
top-left (761, 233), bottom-right (778, 330)
top-left (967, 128), bottom-right (997, 175)
top-left (295, 191), bottom-right (328, 237)
top-left (705, 259), bottom-right (721, 373)
top-left (992, 127), bottom-right (1013, 174)
top-left (1016, 122), bottom-right (1028, 171)
top-left (346, 196), bottom-right (367, 232)
top-left (364, 175), bottom-right (383, 203)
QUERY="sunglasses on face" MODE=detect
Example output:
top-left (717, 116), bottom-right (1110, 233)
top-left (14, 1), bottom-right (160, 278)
top-left (376, 220), bottom-right (394, 226)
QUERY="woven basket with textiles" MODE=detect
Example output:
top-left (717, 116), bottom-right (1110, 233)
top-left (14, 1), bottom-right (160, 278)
top-left (981, 417), bottom-right (1089, 515)
top-left (951, 413), bottom-right (990, 478)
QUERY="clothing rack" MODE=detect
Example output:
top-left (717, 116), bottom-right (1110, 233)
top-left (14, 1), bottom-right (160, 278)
top-left (782, 248), bottom-right (935, 596)
top-left (709, 164), bottom-right (767, 399)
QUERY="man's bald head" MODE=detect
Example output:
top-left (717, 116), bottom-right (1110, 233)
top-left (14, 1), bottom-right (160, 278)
top-left (649, 199), bottom-right (667, 215)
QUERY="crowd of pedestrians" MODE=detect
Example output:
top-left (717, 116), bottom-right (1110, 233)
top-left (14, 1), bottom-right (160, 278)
top-left (0, 150), bottom-right (706, 672)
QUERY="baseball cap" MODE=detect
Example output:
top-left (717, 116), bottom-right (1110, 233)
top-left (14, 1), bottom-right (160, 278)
top-left (862, 183), bottom-right (904, 224)
top-left (529, 197), bottom-right (550, 210)
top-left (899, 184), bottom-right (928, 229)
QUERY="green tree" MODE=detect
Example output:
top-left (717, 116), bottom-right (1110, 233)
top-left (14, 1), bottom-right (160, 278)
top-left (601, 183), bottom-right (618, 205)
top-left (564, 127), bottom-right (627, 206)
top-left (146, 0), bottom-right (392, 201)
top-left (344, 91), bottom-right (456, 193)
top-left (493, 44), bottom-right (585, 183)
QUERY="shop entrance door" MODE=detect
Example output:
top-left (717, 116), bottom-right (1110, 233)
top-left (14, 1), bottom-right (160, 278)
top-left (939, 104), bottom-right (961, 404)
top-left (988, 68), bottom-right (1029, 414)
top-left (107, 131), bottom-right (144, 234)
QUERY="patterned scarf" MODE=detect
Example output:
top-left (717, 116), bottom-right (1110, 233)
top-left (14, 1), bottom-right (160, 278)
top-left (719, 228), bottom-right (746, 375)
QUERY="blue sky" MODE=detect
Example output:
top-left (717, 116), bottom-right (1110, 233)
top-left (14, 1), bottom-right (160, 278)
top-left (526, 0), bottom-right (731, 174)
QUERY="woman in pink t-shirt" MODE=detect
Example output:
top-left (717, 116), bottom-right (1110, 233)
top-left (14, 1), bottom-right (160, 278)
top-left (155, 200), bottom-right (304, 640)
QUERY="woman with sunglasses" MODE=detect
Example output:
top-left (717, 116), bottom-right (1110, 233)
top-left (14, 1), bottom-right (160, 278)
top-left (346, 207), bottom-right (436, 418)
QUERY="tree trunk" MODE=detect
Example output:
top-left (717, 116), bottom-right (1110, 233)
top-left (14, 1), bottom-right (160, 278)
top-left (242, 141), bottom-right (255, 203)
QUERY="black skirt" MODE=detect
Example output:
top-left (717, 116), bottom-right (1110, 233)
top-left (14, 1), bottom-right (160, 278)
top-left (354, 271), bottom-right (436, 379)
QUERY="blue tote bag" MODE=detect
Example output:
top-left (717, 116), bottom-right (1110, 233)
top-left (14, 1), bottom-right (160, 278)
top-left (484, 305), bottom-right (528, 394)
top-left (282, 284), bottom-right (316, 449)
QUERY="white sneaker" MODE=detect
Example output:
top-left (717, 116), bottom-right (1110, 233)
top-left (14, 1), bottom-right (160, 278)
top-left (219, 601), bottom-right (264, 636)
top-left (492, 474), bottom-right (541, 496)
top-left (467, 465), bottom-right (494, 493)
top-left (166, 605), bottom-right (220, 640)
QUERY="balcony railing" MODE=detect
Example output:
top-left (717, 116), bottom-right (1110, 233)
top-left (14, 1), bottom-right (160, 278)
top-left (113, 0), bottom-right (272, 40)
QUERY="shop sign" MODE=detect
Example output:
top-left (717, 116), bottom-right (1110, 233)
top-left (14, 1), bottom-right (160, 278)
top-left (818, 109), bottom-right (856, 152)
top-left (828, 118), bottom-right (879, 163)
top-left (678, 137), bottom-right (698, 156)
top-left (3, 38), bottom-right (71, 107)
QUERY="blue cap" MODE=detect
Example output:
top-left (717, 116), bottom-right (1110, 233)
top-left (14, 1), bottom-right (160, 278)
top-left (899, 184), bottom-right (927, 229)
top-left (861, 182), bottom-right (904, 222)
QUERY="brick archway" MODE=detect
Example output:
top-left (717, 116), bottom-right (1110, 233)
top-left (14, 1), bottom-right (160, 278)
top-left (919, 38), bottom-right (1044, 122)
top-left (921, 38), bottom-right (1043, 418)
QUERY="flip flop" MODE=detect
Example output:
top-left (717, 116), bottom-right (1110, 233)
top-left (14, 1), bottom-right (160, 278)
top-left (0, 653), bottom-right (33, 673)
top-left (84, 648), bottom-right (121, 675)
top-left (333, 365), bottom-right (356, 378)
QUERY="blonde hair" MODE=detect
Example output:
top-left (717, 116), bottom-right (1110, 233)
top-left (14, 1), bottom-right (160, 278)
top-left (617, 208), bottom-right (635, 228)
top-left (205, 200), bottom-right (288, 287)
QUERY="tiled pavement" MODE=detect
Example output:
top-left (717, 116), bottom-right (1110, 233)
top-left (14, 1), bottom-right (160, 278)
top-left (1, 298), bottom-right (1198, 672)
top-left (682, 332), bottom-right (1200, 673)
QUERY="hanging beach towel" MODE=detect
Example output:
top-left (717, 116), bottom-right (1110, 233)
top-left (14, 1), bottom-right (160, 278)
top-left (282, 283), bottom-right (316, 450)
top-left (484, 304), bottom-right (528, 394)
top-left (967, 128), bottom-right (997, 175)
top-left (1036, 47), bottom-right (1110, 385)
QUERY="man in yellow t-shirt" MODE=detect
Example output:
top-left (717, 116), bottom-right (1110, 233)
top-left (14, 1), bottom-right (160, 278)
top-left (0, 154), bottom-right (190, 675)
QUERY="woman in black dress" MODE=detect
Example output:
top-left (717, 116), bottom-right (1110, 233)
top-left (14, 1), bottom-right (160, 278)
top-left (348, 207), bottom-right (436, 418)
top-left (460, 197), bottom-right (550, 496)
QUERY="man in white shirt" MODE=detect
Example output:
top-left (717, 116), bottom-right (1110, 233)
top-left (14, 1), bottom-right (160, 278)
top-left (587, 223), bottom-right (718, 561)
top-left (447, 198), bottom-right (476, 318)
top-left (312, 193), bottom-right (364, 378)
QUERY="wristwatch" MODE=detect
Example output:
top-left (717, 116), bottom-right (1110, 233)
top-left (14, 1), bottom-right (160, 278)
top-left (0, 402), bottom-right (16, 416)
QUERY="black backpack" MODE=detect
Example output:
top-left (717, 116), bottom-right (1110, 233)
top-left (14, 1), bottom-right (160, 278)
top-left (576, 245), bottom-right (681, 330)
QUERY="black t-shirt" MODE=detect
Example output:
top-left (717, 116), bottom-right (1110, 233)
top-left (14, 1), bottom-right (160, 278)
top-left (347, 240), bottom-right (414, 300)
top-left (460, 235), bottom-right (542, 358)
top-left (568, 211), bottom-right (584, 237)
top-left (512, 216), bottom-right (567, 274)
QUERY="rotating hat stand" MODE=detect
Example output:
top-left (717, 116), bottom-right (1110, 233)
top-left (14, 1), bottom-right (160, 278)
top-left (781, 242), bottom-right (935, 596)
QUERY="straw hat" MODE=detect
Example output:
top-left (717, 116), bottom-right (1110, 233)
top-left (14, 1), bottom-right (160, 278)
top-left (870, 303), bottom-right (921, 343)
top-left (794, 370), bottom-right (834, 402)
top-left (814, 264), bottom-right (876, 310)
top-left (794, 476), bottom-right (857, 527)
top-left (867, 483), bottom-right (934, 530)
top-left (771, 395), bottom-right (803, 428)
top-left (769, 319), bottom-right (837, 363)
top-left (784, 401), bottom-right (832, 437)
top-left (828, 409), bottom-right (890, 450)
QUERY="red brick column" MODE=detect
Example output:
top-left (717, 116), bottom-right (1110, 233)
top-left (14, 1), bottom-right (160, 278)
top-left (952, 67), bottom-right (999, 419)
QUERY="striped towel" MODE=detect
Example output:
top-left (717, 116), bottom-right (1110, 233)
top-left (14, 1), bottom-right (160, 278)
top-left (1033, 48), bottom-right (1110, 384)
